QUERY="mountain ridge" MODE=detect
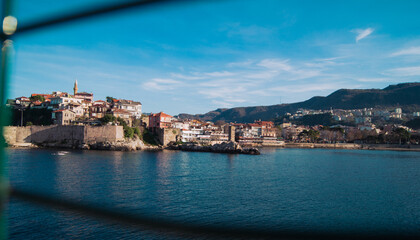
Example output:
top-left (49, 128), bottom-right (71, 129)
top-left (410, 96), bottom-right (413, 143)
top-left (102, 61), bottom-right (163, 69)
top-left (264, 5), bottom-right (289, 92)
top-left (177, 83), bottom-right (420, 123)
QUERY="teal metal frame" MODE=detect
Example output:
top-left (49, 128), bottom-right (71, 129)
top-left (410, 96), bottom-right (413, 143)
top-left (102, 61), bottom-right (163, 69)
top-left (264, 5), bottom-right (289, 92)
top-left (1, 1), bottom-right (420, 239)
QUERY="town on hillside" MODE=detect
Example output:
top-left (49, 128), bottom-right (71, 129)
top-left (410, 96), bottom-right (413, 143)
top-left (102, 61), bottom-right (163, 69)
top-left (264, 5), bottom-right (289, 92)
top-left (6, 80), bottom-right (420, 146)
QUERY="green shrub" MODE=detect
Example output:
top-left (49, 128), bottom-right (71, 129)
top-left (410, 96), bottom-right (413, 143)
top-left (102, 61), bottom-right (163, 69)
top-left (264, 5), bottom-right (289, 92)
top-left (100, 114), bottom-right (116, 124)
top-left (123, 125), bottom-right (134, 139)
top-left (133, 127), bottom-right (141, 136)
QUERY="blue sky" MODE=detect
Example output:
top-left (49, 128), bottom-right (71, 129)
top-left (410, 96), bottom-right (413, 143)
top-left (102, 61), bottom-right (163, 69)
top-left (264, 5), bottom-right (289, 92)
top-left (6, 0), bottom-right (420, 115)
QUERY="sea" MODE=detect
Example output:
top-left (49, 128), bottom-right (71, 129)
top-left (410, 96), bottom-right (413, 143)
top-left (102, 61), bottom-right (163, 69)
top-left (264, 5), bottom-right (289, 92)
top-left (5, 148), bottom-right (420, 239)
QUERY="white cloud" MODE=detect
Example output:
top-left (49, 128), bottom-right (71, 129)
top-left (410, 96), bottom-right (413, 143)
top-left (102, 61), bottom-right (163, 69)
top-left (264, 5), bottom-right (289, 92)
top-left (203, 71), bottom-right (235, 77)
top-left (211, 100), bottom-right (234, 108)
top-left (357, 78), bottom-right (388, 82)
top-left (391, 46), bottom-right (420, 57)
top-left (270, 82), bottom-right (343, 93)
top-left (384, 66), bottom-right (420, 76)
top-left (170, 73), bottom-right (204, 80)
top-left (353, 28), bottom-right (374, 42)
top-left (245, 70), bottom-right (279, 79)
top-left (257, 59), bottom-right (292, 71)
top-left (142, 78), bottom-right (182, 91)
top-left (315, 56), bottom-right (348, 62)
top-left (227, 60), bottom-right (254, 68)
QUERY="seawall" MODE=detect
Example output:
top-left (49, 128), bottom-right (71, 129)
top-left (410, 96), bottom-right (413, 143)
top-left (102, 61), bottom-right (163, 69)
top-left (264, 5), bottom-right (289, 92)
top-left (4, 125), bottom-right (124, 149)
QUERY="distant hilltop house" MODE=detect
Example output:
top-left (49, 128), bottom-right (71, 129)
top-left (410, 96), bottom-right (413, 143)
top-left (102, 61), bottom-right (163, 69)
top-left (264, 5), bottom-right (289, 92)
top-left (7, 79), bottom-right (142, 126)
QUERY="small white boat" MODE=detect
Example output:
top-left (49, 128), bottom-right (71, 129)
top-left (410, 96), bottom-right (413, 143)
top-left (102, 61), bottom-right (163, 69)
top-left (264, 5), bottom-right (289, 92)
top-left (53, 151), bottom-right (69, 156)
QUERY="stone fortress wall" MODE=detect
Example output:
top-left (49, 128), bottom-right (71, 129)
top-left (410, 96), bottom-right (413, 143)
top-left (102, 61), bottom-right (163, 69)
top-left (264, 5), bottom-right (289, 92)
top-left (3, 125), bottom-right (123, 146)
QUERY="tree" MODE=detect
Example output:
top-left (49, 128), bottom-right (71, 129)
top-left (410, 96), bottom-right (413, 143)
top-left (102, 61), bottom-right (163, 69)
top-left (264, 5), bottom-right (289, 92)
top-left (275, 125), bottom-right (282, 139)
top-left (117, 117), bottom-right (127, 127)
top-left (307, 129), bottom-right (320, 143)
top-left (100, 114), bottom-right (116, 124)
top-left (106, 96), bottom-right (116, 103)
top-left (29, 95), bottom-right (45, 102)
top-left (393, 128), bottom-right (410, 144)
top-left (296, 113), bottom-right (337, 126)
top-left (10, 107), bottom-right (53, 126)
top-left (346, 128), bottom-right (363, 142)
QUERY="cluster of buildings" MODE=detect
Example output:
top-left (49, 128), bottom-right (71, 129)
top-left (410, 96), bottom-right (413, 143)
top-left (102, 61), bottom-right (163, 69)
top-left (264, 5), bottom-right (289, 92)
top-left (8, 80), bottom-right (280, 145)
top-left (8, 81), bottom-right (420, 145)
top-left (146, 112), bottom-right (280, 145)
top-left (280, 107), bottom-right (420, 142)
top-left (7, 80), bottom-right (142, 125)
top-left (288, 107), bottom-right (420, 124)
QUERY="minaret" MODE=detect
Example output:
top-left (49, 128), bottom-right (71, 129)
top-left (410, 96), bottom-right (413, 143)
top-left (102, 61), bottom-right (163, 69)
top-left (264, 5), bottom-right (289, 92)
top-left (73, 79), bottom-right (78, 95)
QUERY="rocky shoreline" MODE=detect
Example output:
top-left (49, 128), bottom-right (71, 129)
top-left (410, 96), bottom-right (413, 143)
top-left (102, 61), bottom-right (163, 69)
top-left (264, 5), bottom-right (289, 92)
top-left (7, 141), bottom-right (420, 153)
top-left (284, 142), bottom-right (420, 151)
top-left (6, 138), bottom-right (162, 152)
top-left (167, 141), bottom-right (260, 155)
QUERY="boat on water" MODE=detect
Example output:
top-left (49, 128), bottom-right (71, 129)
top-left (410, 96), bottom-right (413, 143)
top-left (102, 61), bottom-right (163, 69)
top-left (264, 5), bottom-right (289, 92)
top-left (52, 151), bottom-right (69, 156)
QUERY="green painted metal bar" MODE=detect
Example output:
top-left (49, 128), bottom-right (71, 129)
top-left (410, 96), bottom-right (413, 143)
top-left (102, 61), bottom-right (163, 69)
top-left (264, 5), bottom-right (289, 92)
top-left (0, 0), bottom-right (198, 39)
top-left (0, 0), bottom-right (13, 238)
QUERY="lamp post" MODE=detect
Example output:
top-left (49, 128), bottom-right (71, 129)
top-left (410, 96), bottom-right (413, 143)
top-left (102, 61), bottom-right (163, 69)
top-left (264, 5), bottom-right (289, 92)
top-left (16, 104), bottom-right (25, 127)
top-left (19, 107), bottom-right (23, 126)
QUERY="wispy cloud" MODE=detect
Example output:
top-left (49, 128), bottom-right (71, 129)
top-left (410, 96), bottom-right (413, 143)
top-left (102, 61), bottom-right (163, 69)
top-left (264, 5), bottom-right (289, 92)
top-left (142, 78), bottom-right (182, 91)
top-left (257, 59), bottom-right (292, 71)
top-left (390, 46), bottom-right (420, 57)
top-left (270, 82), bottom-right (346, 93)
top-left (170, 73), bottom-right (204, 80)
top-left (356, 78), bottom-right (389, 83)
top-left (227, 60), bottom-right (254, 68)
top-left (353, 28), bottom-right (374, 42)
top-left (384, 66), bottom-right (420, 76)
top-left (203, 71), bottom-right (235, 77)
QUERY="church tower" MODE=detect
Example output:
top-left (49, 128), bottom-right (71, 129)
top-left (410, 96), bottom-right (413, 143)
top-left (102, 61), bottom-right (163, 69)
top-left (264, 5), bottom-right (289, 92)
top-left (73, 79), bottom-right (78, 95)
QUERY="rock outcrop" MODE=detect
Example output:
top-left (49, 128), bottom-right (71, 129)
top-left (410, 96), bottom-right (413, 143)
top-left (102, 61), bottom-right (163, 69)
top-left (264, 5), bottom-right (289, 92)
top-left (167, 141), bottom-right (260, 155)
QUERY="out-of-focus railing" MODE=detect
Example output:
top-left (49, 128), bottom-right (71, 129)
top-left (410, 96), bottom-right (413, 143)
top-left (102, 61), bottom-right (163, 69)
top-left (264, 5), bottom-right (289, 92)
top-left (1, 1), bottom-right (420, 239)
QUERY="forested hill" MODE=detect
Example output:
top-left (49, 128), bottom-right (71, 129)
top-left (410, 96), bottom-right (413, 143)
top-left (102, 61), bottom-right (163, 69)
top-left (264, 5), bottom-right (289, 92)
top-left (177, 83), bottom-right (420, 123)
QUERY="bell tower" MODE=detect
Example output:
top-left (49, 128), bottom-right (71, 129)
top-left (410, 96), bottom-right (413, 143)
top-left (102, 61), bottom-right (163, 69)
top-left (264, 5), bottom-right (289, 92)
top-left (73, 79), bottom-right (78, 95)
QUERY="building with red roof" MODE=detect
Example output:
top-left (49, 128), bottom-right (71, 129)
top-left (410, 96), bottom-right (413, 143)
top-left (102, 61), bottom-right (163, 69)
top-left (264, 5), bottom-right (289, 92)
top-left (149, 112), bottom-right (173, 131)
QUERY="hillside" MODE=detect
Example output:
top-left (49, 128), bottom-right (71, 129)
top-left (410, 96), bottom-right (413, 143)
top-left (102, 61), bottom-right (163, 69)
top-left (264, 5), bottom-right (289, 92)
top-left (177, 83), bottom-right (420, 123)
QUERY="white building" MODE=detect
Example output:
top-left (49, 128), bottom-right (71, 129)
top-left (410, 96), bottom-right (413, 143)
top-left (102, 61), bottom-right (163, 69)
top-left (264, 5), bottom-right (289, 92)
top-left (114, 99), bottom-right (142, 119)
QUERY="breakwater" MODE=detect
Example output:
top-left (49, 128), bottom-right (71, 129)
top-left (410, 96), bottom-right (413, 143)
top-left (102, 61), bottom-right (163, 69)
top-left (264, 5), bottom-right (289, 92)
top-left (167, 141), bottom-right (260, 155)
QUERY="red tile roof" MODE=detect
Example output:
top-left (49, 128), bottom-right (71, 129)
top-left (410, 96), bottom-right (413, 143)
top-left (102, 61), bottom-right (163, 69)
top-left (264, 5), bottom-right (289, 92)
top-left (150, 112), bottom-right (173, 118)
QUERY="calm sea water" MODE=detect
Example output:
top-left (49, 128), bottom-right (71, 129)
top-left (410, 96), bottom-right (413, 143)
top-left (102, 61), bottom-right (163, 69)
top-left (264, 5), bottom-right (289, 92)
top-left (6, 148), bottom-right (420, 239)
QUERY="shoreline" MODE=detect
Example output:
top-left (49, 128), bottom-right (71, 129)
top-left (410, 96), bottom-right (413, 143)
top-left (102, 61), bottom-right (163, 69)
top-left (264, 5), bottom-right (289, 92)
top-left (6, 142), bottom-right (420, 153)
top-left (284, 143), bottom-right (420, 152)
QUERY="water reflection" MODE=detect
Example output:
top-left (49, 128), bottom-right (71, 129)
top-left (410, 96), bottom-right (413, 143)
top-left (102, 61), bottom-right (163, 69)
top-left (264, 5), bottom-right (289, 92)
top-left (8, 148), bottom-right (420, 236)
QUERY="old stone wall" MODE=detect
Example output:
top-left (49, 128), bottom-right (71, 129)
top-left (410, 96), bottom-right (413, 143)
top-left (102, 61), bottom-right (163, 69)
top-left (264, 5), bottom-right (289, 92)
top-left (157, 128), bottom-right (180, 146)
top-left (84, 125), bottom-right (123, 143)
top-left (30, 125), bottom-right (85, 144)
top-left (3, 125), bottom-right (124, 146)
